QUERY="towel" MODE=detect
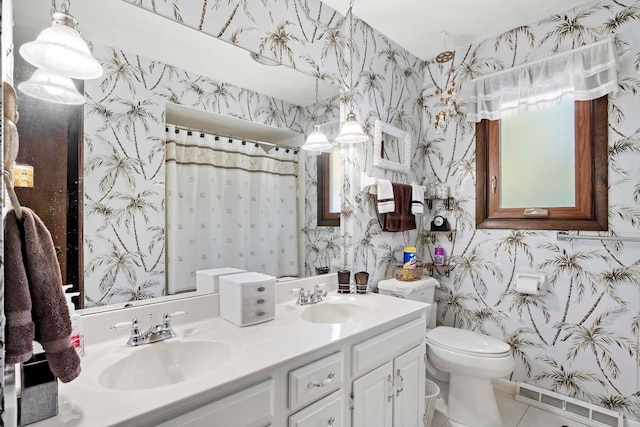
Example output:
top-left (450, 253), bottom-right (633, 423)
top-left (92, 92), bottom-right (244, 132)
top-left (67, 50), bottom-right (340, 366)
top-left (4, 207), bottom-right (81, 383)
top-left (411, 184), bottom-right (424, 215)
top-left (383, 183), bottom-right (417, 232)
top-left (377, 179), bottom-right (395, 213)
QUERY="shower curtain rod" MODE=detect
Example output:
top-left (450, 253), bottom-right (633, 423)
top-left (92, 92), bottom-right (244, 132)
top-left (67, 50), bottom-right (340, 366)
top-left (557, 231), bottom-right (640, 243)
top-left (167, 123), bottom-right (301, 154)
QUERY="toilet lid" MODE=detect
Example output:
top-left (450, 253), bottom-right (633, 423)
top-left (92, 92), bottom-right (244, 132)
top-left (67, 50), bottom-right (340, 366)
top-left (426, 326), bottom-right (511, 357)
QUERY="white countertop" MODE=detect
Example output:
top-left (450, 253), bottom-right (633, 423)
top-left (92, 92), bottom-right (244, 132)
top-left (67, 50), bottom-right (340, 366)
top-left (32, 286), bottom-right (428, 427)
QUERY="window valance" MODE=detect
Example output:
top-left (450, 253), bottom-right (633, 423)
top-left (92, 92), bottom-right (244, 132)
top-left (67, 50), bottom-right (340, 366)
top-left (464, 38), bottom-right (618, 122)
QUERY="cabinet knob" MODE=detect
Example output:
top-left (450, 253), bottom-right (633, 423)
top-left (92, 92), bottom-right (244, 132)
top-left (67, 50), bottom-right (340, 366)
top-left (326, 416), bottom-right (335, 426)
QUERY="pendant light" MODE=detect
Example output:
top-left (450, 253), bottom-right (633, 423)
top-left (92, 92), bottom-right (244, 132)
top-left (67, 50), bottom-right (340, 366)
top-left (18, 69), bottom-right (85, 105)
top-left (335, 0), bottom-right (368, 144)
top-left (19, 0), bottom-right (103, 80)
top-left (302, 80), bottom-right (332, 152)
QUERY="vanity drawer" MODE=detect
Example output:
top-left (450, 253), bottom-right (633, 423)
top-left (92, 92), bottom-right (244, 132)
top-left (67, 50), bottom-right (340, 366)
top-left (242, 306), bottom-right (275, 325)
top-left (289, 390), bottom-right (345, 427)
top-left (352, 318), bottom-right (425, 377)
top-left (288, 352), bottom-right (344, 410)
top-left (243, 292), bottom-right (274, 309)
top-left (158, 378), bottom-right (274, 427)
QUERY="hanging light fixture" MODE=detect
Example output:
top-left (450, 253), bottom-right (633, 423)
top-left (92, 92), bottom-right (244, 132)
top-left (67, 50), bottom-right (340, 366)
top-left (302, 80), bottom-right (332, 152)
top-left (18, 69), bottom-right (85, 105)
top-left (19, 0), bottom-right (103, 80)
top-left (434, 32), bottom-right (457, 135)
top-left (335, 0), bottom-right (368, 144)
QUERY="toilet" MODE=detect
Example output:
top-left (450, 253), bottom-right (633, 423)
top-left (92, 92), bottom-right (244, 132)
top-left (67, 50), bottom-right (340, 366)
top-left (378, 278), bottom-right (514, 427)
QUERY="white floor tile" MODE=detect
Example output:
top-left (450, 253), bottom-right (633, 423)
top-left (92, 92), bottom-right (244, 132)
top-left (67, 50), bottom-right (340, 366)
top-left (496, 392), bottom-right (528, 426)
top-left (517, 406), bottom-right (589, 427)
top-left (430, 409), bottom-right (448, 427)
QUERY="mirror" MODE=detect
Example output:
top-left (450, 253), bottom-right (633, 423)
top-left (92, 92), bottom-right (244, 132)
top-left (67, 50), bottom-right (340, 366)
top-left (13, 0), bottom-right (341, 311)
top-left (373, 120), bottom-right (411, 174)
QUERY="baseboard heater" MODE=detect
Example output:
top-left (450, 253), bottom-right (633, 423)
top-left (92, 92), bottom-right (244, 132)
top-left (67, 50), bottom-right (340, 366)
top-left (515, 382), bottom-right (623, 427)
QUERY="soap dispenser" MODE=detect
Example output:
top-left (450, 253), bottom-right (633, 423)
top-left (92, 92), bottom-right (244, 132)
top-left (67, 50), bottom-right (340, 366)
top-left (63, 285), bottom-right (83, 356)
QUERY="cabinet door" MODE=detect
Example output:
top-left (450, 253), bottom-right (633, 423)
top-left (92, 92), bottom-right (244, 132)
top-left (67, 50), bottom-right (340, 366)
top-left (393, 345), bottom-right (426, 427)
top-left (352, 361), bottom-right (393, 427)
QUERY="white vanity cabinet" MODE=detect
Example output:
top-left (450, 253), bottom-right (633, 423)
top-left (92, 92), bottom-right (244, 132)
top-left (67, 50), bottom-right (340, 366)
top-left (351, 318), bottom-right (426, 427)
top-left (156, 378), bottom-right (276, 427)
top-left (44, 290), bottom-right (429, 427)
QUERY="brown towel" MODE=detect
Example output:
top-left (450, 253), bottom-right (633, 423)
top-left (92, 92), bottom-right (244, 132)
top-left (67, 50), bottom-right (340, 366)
top-left (4, 207), bottom-right (81, 383)
top-left (383, 183), bottom-right (417, 232)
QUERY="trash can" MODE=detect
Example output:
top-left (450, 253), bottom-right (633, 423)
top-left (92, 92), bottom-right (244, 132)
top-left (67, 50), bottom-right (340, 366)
top-left (424, 378), bottom-right (440, 426)
top-left (20, 353), bottom-right (58, 425)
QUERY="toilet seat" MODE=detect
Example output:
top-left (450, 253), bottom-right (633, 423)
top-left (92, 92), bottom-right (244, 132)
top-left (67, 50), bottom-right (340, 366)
top-left (426, 326), bottom-right (511, 358)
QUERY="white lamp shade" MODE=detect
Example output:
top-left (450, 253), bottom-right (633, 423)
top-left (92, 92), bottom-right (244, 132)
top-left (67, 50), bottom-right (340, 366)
top-left (18, 69), bottom-right (86, 105)
top-left (19, 13), bottom-right (103, 80)
top-left (301, 125), bottom-right (333, 152)
top-left (335, 111), bottom-right (368, 144)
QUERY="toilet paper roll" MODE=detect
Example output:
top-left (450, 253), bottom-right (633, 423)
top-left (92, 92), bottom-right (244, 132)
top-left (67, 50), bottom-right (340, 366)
top-left (515, 277), bottom-right (542, 295)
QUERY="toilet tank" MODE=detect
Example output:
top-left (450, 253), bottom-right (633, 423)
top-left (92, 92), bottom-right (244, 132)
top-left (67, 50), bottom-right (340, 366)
top-left (378, 277), bottom-right (439, 329)
top-left (377, 277), bottom-right (438, 303)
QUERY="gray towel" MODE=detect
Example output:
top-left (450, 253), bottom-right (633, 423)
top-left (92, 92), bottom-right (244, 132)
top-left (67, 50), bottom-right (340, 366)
top-left (4, 207), bottom-right (81, 383)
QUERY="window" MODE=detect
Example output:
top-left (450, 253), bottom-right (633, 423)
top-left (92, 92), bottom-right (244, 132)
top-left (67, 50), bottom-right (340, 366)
top-left (476, 96), bottom-right (608, 230)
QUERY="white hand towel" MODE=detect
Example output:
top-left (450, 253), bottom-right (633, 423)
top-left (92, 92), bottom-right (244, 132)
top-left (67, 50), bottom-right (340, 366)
top-left (377, 179), bottom-right (395, 213)
top-left (411, 184), bottom-right (424, 215)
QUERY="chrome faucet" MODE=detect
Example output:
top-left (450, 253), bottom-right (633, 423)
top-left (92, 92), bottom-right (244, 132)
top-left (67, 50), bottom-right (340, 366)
top-left (112, 311), bottom-right (187, 347)
top-left (290, 284), bottom-right (327, 305)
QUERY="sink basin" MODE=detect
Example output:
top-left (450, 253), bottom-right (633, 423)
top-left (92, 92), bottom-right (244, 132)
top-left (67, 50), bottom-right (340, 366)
top-left (98, 340), bottom-right (232, 391)
top-left (300, 302), bottom-right (373, 324)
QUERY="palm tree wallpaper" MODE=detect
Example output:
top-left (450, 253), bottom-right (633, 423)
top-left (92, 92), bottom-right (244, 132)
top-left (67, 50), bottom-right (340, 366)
top-left (99, 0), bottom-right (640, 420)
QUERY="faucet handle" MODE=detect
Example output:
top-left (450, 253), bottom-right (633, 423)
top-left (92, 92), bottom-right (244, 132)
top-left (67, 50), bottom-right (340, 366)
top-left (110, 321), bottom-right (133, 330)
top-left (290, 287), bottom-right (309, 305)
top-left (162, 311), bottom-right (188, 329)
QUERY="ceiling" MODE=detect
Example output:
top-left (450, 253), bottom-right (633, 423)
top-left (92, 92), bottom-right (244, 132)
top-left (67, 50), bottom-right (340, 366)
top-left (323, 0), bottom-right (596, 61)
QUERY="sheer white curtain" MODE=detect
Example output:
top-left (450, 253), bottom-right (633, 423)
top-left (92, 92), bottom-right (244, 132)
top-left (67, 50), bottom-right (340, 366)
top-left (165, 125), bottom-right (299, 294)
top-left (465, 38), bottom-right (618, 121)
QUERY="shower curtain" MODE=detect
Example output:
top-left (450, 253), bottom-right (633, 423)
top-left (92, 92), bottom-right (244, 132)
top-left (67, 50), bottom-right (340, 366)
top-left (165, 125), bottom-right (299, 294)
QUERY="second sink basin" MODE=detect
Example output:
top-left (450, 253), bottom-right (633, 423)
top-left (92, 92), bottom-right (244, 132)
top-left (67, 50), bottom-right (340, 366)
top-left (300, 300), bottom-right (374, 324)
top-left (98, 340), bottom-right (232, 391)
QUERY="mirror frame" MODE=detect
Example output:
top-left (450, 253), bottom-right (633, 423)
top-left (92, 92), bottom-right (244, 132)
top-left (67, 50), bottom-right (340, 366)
top-left (476, 96), bottom-right (609, 230)
top-left (373, 120), bottom-right (411, 174)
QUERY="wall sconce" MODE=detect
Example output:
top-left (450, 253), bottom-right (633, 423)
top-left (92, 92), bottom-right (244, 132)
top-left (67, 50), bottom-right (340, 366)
top-left (19, 2), bottom-right (103, 80)
top-left (335, 1), bottom-right (368, 144)
top-left (302, 80), bottom-right (332, 152)
top-left (17, 69), bottom-right (84, 105)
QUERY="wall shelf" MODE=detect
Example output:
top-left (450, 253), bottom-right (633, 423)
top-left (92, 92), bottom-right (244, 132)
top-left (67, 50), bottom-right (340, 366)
top-left (426, 197), bottom-right (454, 210)
top-left (425, 263), bottom-right (454, 277)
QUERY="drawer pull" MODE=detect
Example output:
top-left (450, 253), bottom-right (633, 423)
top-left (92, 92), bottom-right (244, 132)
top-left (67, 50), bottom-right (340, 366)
top-left (257, 298), bottom-right (265, 304)
top-left (257, 286), bottom-right (266, 292)
top-left (257, 311), bottom-right (265, 317)
top-left (387, 374), bottom-right (394, 402)
top-left (307, 371), bottom-right (335, 389)
top-left (396, 369), bottom-right (404, 396)
top-left (326, 416), bottom-right (335, 426)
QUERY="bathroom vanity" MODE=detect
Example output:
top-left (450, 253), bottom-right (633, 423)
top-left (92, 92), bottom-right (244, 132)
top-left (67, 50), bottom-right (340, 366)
top-left (31, 276), bottom-right (429, 426)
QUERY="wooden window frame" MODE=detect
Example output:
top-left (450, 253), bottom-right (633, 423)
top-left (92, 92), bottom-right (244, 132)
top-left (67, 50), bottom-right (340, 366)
top-left (317, 152), bottom-right (340, 226)
top-left (476, 96), bottom-right (608, 230)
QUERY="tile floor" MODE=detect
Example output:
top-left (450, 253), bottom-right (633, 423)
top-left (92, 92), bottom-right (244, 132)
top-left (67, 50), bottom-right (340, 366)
top-left (430, 389), bottom-right (589, 427)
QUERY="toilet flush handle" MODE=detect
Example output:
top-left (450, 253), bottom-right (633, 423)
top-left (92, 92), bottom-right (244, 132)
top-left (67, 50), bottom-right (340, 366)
top-left (395, 369), bottom-right (404, 396)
